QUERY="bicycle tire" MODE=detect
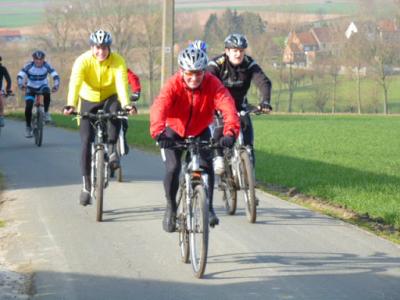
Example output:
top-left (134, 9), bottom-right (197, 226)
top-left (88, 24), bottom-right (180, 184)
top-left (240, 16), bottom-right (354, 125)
top-left (116, 139), bottom-right (123, 182)
top-left (177, 183), bottom-right (189, 263)
top-left (189, 184), bottom-right (209, 278)
top-left (35, 111), bottom-right (44, 147)
top-left (95, 148), bottom-right (105, 222)
top-left (220, 159), bottom-right (237, 215)
top-left (239, 150), bottom-right (256, 223)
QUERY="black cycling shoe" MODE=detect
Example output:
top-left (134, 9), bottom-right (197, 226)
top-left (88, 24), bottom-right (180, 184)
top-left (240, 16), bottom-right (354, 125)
top-left (163, 206), bottom-right (177, 233)
top-left (209, 209), bottom-right (219, 227)
top-left (79, 189), bottom-right (92, 206)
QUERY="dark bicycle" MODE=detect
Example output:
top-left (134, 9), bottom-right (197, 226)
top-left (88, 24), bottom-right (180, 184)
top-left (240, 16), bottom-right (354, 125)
top-left (218, 107), bottom-right (261, 223)
top-left (173, 137), bottom-right (217, 278)
top-left (75, 110), bottom-right (127, 222)
top-left (31, 90), bottom-right (46, 147)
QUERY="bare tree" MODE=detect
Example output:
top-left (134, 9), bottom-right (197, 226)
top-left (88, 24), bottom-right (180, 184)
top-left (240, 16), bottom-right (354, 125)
top-left (42, 3), bottom-right (79, 53)
top-left (370, 35), bottom-right (398, 114)
top-left (343, 31), bottom-right (373, 114)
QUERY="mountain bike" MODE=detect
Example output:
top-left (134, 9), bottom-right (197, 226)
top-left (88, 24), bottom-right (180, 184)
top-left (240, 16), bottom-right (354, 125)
top-left (218, 108), bottom-right (261, 223)
top-left (173, 137), bottom-right (216, 278)
top-left (75, 110), bottom-right (127, 222)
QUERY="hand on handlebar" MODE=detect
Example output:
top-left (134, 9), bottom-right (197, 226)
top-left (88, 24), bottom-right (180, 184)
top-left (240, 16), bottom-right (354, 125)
top-left (258, 101), bottom-right (272, 113)
top-left (124, 103), bottom-right (137, 115)
top-left (156, 133), bottom-right (175, 149)
top-left (219, 135), bottom-right (235, 148)
top-left (51, 86), bottom-right (59, 93)
top-left (63, 105), bottom-right (75, 115)
top-left (130, 92), bottom-right (140, 102)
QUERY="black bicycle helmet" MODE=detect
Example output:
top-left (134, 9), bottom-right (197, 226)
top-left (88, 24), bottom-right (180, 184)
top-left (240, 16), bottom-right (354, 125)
top-left (224, 33), bottom-right (248, 49)
top-left (32, 50), bottom-right (45, 60)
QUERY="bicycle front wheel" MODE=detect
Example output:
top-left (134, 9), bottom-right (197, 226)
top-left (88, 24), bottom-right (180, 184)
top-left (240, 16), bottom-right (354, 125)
top-left (189, 184), bottom-right (209, 278)
top-left (177, 183), bottom-right (189, 263)
top-left (95, 148), bottom-right (105, 222)
top-left (34, 111), bottom-right (43, 147)
top-left (239, 150), bottom-right (256, 223)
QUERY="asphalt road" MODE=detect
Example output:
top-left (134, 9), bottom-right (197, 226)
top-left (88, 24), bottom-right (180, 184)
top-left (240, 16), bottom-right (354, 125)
top-left (0, 119), bottom-right (399, 300)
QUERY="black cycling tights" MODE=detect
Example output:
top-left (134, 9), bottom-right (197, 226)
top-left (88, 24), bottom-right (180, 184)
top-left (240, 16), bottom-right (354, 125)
top-left (24, 93), bottom-right (51, 127)
top-left (80, 95), bottom-right (121, 176)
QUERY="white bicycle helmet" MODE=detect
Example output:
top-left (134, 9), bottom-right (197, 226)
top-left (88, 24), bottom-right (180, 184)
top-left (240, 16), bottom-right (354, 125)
top-left (178, 47), bottom-right (208, 71)
top-left (89, 29), bottom-right (112, 46)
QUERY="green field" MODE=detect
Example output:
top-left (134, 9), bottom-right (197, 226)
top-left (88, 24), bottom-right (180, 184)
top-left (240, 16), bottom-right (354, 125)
top-left (253, 115), bottom-right (400, 227)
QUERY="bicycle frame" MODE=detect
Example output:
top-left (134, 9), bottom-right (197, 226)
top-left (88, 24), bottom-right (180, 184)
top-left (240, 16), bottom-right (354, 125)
top-left (90, 115), bottom-right (110, 199)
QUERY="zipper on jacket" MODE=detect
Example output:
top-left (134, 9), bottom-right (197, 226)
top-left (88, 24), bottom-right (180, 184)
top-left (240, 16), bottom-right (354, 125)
top-left (183, 90), bottom-right (194, 136)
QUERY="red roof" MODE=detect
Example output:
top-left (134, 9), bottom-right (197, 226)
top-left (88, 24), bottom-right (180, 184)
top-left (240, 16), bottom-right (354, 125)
top-left (297, 31), bottom-right (318, 46)
top-left (378, 20), bottom-right (397, 32)
top-left (312, 27), bottom-right (333, 44)
top-left (0, 28), bottom-right (21, 37)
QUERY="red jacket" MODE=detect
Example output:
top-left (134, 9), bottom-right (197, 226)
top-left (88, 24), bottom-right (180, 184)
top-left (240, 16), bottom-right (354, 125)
top-left (127, 68), bottom-right (141, 93)
top-left (150, 71), bottom-right (240, 139)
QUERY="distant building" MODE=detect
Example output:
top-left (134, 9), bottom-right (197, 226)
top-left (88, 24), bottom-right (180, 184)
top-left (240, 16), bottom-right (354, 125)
top-left (0, 28), bottom-right (22, 42)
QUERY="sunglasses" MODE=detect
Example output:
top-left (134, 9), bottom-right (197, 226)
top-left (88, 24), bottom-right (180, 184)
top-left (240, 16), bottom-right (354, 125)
top-left (183, 70), bottom-right (204, 77)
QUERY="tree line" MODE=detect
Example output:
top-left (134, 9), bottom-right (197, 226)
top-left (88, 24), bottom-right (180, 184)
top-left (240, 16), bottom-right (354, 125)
top-left (1, 0), bottom-right (400, 114)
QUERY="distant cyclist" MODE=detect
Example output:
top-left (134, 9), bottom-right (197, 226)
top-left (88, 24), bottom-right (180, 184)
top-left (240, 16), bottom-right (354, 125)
top-left (0, 56), bottom-right (13, 127)
top-left (207, 33), bottom-right (272, 169)
top-left (150, 46), bottom-right (240, 232)
top-left (64, 29), bottom-right (136, 206)
top-left (17, 50), bottom-right (60, 137)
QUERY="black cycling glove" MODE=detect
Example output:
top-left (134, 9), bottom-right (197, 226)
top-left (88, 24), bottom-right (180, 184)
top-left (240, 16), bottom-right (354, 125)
top-left (219, 135), bottom-right (235, 148)
top-left (157, 133), bottom-right (175, 148)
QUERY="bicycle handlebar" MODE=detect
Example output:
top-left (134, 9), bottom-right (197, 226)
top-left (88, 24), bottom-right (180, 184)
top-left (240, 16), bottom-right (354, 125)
top-left (68, 110), bottom-right (128, 121)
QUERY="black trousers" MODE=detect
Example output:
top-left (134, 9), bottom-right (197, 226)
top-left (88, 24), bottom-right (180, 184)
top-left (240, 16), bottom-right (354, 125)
top-left (79, 95), bottom-right (121, 176)
top-left (162, 127), bottom-right (215, 210)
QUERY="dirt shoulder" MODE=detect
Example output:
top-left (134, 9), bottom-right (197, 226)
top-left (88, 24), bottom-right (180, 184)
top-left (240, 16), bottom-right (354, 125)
top-left (259, 182), bottom-right (400, 244)
top-left (0, 191), bottom-right (32, 299)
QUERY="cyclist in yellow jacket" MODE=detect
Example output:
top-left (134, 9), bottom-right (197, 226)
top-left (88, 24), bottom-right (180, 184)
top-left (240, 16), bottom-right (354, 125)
top-left (64, 29), bottom-right (136, 206)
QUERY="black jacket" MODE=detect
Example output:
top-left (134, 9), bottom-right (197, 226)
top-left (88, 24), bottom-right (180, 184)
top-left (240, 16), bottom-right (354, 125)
top-left (0, 63), bottom-right (12, 91)
top-left (207, 54), bottom-right (271, 111)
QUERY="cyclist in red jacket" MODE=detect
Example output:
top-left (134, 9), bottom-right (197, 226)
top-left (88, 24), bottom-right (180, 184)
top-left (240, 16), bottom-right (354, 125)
top-left (150, 46), bottom-right (240, 233)
top-left (121, 68), bottom-right (141, 154)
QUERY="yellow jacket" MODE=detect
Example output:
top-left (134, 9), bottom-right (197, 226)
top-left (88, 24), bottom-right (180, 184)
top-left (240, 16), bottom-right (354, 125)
top-left (67, 50), bottom-right (130, 108)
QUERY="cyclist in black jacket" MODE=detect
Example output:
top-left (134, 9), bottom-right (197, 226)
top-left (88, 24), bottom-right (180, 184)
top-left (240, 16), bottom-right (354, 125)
top-left (0, 56), bottom-right (13, 127)
top-left (207, 33), bottom-right (272, 167)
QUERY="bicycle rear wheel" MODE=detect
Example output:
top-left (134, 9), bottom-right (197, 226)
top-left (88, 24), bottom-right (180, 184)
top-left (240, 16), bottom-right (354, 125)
top-left (95, 148), bottom-right (105, 222)
top-left (220, 159), bottom-right (237, 215)
top-left (189, 184), bottom-right (209, 278)
top-left (115, 139), bottom-right (123, 182)
top-left (177, 183), bottom-right (189, 263)
top-left (239, 150), bottom-right (256, 223)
